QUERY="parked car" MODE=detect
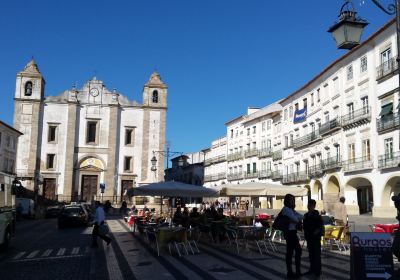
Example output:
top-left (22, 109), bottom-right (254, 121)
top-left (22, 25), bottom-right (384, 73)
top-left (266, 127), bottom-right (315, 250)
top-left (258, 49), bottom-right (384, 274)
top-left (45, 205), bottom-right (62, 218)
top-left (58, 203), bottom-right (89, 229)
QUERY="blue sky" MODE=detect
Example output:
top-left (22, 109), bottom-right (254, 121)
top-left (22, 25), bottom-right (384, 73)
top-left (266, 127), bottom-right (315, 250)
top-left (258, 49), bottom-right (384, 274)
top-left (0, 0), bottom-right (392, 154)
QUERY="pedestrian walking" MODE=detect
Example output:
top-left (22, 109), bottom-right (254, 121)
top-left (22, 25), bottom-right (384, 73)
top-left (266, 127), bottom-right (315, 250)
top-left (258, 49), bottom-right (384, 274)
top-left (333, 197), bottom-right (347, 226)
top-left (91, 201), bottom-right (112, 248)
top-left (303, 199), bottom-right (324, 277)
top-left (281, 194), bottom-right (303, 279)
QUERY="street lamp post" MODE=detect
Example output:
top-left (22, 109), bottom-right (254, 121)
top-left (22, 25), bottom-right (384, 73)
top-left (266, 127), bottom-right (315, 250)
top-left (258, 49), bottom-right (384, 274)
top-left (150, 147), bottom-right (183, 174)
top-left (329, 0), bottom-right (400, 88)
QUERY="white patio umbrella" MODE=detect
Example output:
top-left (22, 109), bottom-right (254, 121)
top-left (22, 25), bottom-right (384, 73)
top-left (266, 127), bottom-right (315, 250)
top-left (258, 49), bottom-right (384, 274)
top-left (133, 181), bottom-right (219, 197)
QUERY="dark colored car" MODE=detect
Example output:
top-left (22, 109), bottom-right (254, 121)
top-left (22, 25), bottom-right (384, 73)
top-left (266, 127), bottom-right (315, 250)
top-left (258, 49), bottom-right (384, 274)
top-left (58, 204), bottom-right (89, 229)
top-left (45, 205), bottom-right (62, 218)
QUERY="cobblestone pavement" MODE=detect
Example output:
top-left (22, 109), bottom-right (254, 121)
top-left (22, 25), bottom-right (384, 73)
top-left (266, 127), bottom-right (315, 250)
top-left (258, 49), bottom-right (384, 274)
top-left (1, 216), bottom-right (399, 280)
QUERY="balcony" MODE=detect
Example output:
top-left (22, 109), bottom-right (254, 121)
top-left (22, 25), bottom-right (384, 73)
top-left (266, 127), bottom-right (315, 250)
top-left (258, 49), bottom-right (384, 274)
top-left (245, 148), bottom-right (258, 158)
top-left (272, 150), bottom-right (282, 161)
top-left (376, 56), bottom-right (398, 80)
top-left (319, 118), bottom-right (341, 135)
top-left (258, 169), bottom-right (272, 179)
top-left (258, 148), bottom-right (273, 158)
top-left (342, 156), bottom-right (373, 172)
top-left (214, 155), bottom-right (226, 164)
top-left (292, 131), bottom-right (321, 149)
top-left (227, 172), bottom-right (244, 181)
top-left (309, 164), bottom-right (324, 178)
top-left (341, 107), bottom-right (371, 129)
top-left (244, 171), bottom-right (258, 179)
top-left (204, 172), bottom-right (227, 182)
top-left (377, 112), bottom-right (400, 134)
top-left (282, 171), bottom-right (310, 184)
top-left (227, 152), bottom-right (243, 162)
top-left (378, 152), bottom-right (400, 169)
top-left (204, 158), bottom-right (213, 166)
top-left (321, 156), bottom-right (342, 171)
top-left (271, 171), bottom-right (282, 180)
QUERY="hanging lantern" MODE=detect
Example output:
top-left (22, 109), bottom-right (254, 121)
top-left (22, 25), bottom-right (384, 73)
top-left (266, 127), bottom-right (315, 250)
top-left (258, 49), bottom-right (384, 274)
top-left (328, 0), bottom-right (369, 50)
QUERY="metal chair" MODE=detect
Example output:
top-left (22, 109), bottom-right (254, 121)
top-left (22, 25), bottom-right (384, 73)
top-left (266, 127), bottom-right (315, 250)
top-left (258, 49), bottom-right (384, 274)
top-left (187, 227), bottom-right (200, 254)
top-left (225, 227), bottom-right (240, 254)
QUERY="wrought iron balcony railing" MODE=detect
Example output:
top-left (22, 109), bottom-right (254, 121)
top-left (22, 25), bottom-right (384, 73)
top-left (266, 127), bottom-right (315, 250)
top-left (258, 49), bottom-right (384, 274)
top-left (319, 118), bottom-right (341, 135)
top-left (341, 107), bottom-right (371, 128)
top-left (204, 172), bottom-right (227, 182)
top-left (227, 172), bottom-right (244, 181)
top-left (258, 148), bottom-right (273, 158)
top-left (245, 148), bottom-right (258, 158)
top-left (244, 171), bottom-right (258, 179)
top-left (308, 164), bottom-right (324, 178)
top-left (214, 155), bottom-right (226, 164)
top-left (258, 169), bottom-right (272, 179)
top-left (271, 171), bottom-right (283, 180)
top-left (321, 156), bottom-right (342, 170)
top-left (378, 152), bottom-right (400, 169)
top-left (376, 56), bottom-right (398, 80)
top-left (204, 158), bottom-right (213, 166)
top-left (292, 131), bottom-right (321, 149)
top-left (227, 152), bottom-right (243, 162)
top-left (282, 171), bottom-right (310, 184)
top-left (342, 156), bottom-right (373, 172)
top-left (377, 112), bottom-right (400, 133)
top-left (272, 150), bottom-right (282, 161)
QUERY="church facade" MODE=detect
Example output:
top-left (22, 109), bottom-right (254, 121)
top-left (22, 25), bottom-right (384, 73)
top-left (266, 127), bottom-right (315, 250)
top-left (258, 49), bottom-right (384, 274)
top-left (13, 59), bottom-right (167, 202)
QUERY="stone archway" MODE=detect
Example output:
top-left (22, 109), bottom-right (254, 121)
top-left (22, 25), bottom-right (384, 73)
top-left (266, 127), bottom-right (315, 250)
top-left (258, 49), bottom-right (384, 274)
top-left (324, 175), bottom-right (340, 213)
top-left (379, 176), bottom-right (400, 218)
top-left (312, 180), bottom-right (324, 211)
top-left (345, 177), bottom-right (373, 215)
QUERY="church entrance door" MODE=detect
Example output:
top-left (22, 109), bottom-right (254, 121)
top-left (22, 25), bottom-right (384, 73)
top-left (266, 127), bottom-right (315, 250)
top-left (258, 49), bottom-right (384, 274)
top-left (43, 178), bottom-right (57, 201)
top-left (81, 175), bottom-right (98, 202)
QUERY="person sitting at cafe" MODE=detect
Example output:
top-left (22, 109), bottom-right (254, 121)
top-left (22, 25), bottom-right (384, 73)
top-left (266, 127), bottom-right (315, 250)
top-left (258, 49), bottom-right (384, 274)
top-left (210, 206), bottom-right (219, 220)
top-left (190, 207), bottom-right (200, 219)
top-left (173, 206), bottom-right (183, 225)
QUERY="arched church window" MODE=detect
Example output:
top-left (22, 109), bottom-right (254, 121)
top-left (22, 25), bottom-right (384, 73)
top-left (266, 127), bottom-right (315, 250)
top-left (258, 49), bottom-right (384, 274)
top-left (152, 90), bottom-right (158, 103)
top-left (25, 81), bottom-right (33, 96)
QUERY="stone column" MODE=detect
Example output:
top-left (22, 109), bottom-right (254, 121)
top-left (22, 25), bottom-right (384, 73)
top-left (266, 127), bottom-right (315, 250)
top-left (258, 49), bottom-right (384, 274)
top-left (105, 105), bottom-right (120, 200)
top-left (63, 103), bottom-right (78, 200)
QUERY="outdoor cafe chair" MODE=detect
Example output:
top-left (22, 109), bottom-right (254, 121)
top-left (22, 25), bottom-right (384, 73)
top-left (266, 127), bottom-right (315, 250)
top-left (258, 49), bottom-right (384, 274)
top-left (145, 226), bottom-right (161, 256)
top-left (225, 227), bottom-right (240, 254)
top-left (172, 227), bottom-right (189, 257)
top-left (244, 227), bottom-right (270, 255)
top-left (323, 226), bottom-right (346, 251)
top-left (264, 227), bottom-right (277, 252)
top-left (187, 227), bottom-right (200, 254)
top-left (197, 223), bottom-right (214, 242)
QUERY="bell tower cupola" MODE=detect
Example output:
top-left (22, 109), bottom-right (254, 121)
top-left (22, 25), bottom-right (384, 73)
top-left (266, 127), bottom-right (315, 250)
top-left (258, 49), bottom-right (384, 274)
top-left (142, 71), bottom-right (167, 108)
top-left (15, 58), bottom-right (45, 100)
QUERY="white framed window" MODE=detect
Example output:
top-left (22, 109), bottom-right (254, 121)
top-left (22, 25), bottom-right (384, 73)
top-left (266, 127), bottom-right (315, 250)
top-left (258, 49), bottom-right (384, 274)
top-left (384, 138), bottom-right (393, 157)
top-left (311, 92), bottom-right (314, 106)
top-left (361, 96), bottom-right (369, 113)
top-left (362, 139), bottom-right (371, 160)
top-left (333, 77), bottom-right (339, 94)
top-left (289, 106), bottom-right (293, 118)
top-left (252, 126), bottom-right (256, 134)
top-left (360, 56), bottom-right (368, 73)
top-left (267, 120), bottom-right (271, 130)
top-left (348, 143), bottom-right (355, 161)
top-left (284, 109), bottom-right (288, 121)
top-left (381, 48), bottom-right (392, 71)
top-left (347, 65), bottom-right (353, 81)
top-left (317, 88), bottom-right (320, 102)
top-left (262, 122), bottom-right (266, 132)
top-left (247, 128), bottom-right (250, 136)
top-left (46, 154), bottom-right (56, 169)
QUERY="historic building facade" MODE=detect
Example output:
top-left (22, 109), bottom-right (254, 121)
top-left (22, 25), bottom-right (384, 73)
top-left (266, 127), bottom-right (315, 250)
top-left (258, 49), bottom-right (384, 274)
top-left (204, 19), bottom-right (400, 217)
top-left (0, 121), bottom-right (22, 207)
top-left (13, 60), bottom-right (167, 202)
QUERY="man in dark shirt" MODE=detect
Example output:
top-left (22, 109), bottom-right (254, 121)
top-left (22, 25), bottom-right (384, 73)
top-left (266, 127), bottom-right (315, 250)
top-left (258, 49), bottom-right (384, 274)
top-left (303, 199), bottom-right (324, 277)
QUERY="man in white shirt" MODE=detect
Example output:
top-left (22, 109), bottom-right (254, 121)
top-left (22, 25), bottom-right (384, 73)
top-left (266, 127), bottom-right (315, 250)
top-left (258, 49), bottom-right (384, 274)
top-left (334, 197), bottom-right (347, 226)
top-left (91, 201), bottom-right (112, 248)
